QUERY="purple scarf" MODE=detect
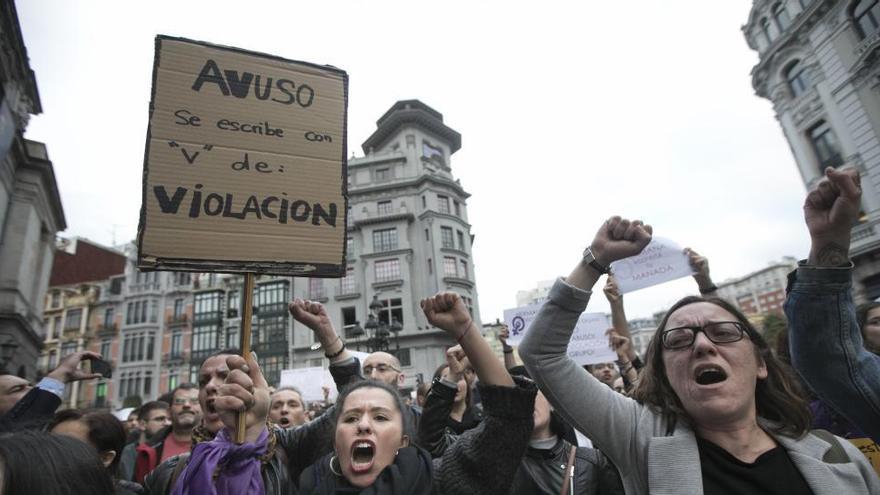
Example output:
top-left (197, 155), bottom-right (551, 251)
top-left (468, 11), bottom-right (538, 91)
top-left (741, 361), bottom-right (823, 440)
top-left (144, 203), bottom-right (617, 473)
top-left (171, 428), bottom-right (268, 495)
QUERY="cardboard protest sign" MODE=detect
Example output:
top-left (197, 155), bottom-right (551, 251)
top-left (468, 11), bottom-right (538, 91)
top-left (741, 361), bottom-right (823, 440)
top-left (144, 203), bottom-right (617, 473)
top-left (137, 36), bottom-right (348, 276)
top-left (280, 367), bottom-right (338, 402)
top-left (610, 237), bottom-right (694, 293)
top-left (504, 302), bottom-right (614, 365)
top-left (849, 438), bottom-right (880, 476)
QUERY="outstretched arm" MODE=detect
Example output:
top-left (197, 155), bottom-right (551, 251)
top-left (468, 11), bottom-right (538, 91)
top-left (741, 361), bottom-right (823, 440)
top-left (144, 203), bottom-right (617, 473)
top-left (421, 293), bottom-right (514, 387)
top-left (684, 248), bottom-right (717, 297)
top-left (603, 276), bottom-right (637, 362)
top-left (787, 168), bottom-right (880, 443)
top-left (497, 325), bottom-right (518, 369)
top-left (289, 299), bottom-right (352, 365)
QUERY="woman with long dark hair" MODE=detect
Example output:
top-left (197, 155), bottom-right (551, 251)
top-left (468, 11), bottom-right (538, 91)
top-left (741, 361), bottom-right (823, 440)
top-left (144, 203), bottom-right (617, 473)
top-left (519, 213), bottom-right (879, 494)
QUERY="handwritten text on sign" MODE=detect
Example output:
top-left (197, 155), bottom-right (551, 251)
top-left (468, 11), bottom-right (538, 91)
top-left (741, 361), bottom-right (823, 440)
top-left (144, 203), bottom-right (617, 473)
top-left (137, 36), bottom-right (348, 276)
top-left (504, 301), bottom-right (616, 366)
top-left (609, 237), bottom-right (694, 293)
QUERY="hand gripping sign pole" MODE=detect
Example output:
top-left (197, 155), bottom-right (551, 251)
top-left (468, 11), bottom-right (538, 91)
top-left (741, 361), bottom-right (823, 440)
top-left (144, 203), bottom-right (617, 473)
top-left (235, 273), bottom-right (255, 444)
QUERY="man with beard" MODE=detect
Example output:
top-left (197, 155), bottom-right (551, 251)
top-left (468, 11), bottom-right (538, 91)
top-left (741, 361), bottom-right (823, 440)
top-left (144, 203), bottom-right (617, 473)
top-left (134, 384), bottom-right (200, 482)
top-left (119, 400), bottom-right (170, 481)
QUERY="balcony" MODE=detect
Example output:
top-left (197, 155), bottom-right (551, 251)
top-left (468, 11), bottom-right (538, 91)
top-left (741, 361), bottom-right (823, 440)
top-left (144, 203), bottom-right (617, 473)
top-left (856, 29), bottom-right (880, 59)
top-left (851, 217), bottom-right (880, 257)
top-left (166, 313), bottom-right (190, 326)
top-left (128, 282), bottom-right (162, 294)
top-left (335, 283), bottom-right (361, 300)
top-left (442, 276), bottom-right (474, 289)
top-left (96, 322), bottom-right (119, 336)
top-left (354, 207), bottom-right (415, 227)
top-left (163, 351), bottom-right (186, 364)
top-left (308, 287), bottom-right (329, 302)
top-left (193, 312), bottom-right (223, 326)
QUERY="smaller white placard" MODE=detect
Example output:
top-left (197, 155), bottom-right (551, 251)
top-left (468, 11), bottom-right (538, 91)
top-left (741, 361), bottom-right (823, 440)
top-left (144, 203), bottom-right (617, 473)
top-left (502, 302), bottom-right (545, 346)
top-left (609, 237), bottom-right (694, 293)
top-left (280, 367), bottom-right (338, 403)
top-left (567, 312), bottom-right (616, 366)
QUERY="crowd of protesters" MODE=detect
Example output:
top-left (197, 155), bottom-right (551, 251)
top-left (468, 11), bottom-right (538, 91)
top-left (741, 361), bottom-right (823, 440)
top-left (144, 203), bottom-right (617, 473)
top-left (1, 168), bottom-right (879, 493)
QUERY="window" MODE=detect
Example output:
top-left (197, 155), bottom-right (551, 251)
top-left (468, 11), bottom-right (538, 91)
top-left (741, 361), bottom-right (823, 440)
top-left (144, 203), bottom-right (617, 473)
top-left (377, 298), bottom-right (404, 326)
top-left (144, 371), bottom-right (152, 396)
top-left (52, 318), bottom-right (61, 338)
top-left (424, 229), bottom-right (429, 241)
top-left (258, 355), bottom-right (288, 387)
top-left (422, 141), bottom-right (444, 163)
top-left (346, 237), bottom-right (354, 257)
top-left (308, 278), bottom-right (326, 299)
top-left (373, 228), bottom-right (398, 252)
top-left (460, 260), bottom-right (469, 279)
top-left (443, 257), bottom-right (458, 277)
top-left (809, 121), bottom-right (843, 171)
top-left (100, 339), bottom-right (111, 359)
top-left (440, 227), bottom-right (454, 248)
top-left (785, 60), bottom-right (810, 98)
top-left (122, 331), bottom-right (155, 363)
top-left (854, 0), bottom-right (880, 37)
top-left (462, 296), bottom-right (474, 316)
top-left (340, 267), bottom-right (357, 295)
top-left (51, 291), bottom-right (60, 308)
top-left (772, 3), bottom-right (790, 31)
top-left (375, 259), bottom-right (401, 282)
top-left (127, 300), bottom-right (154, 325)
top-left (760, 18), bottom-right (775, 44)
top-left (61, 341), bottom-right (77, 357)
top-left (173, 299), bottom-right (185, 319)
top-left (428, 258), bottom-right (433, 275)
top-left (437, 195), bottom-right (450, 214)
top-left (375, 168), bottom-right (390, 181)
top-left (64, 309), bottom-right (82, 331)
top-left (256, 315), bottom-right (287, 347)
top-left (171, 330), bottom-right (183, 358)
top-left (225, 326), bottom-right (239, 348)
top-left (457, 230), bottom-right (466, 251)
top-left (168, 373), bottom-right (179, 391)
top-left (192, 325), bottom-right (220, 354)
top-left (342, 307), bottom-right (357, 332)
top-left (377, 200), bottom-right (392, 215)
top-left (257, 282), bottom-right (288, 313)
top-left (194, 291), bottom-right (222, 318)
top-left (454, 201), bottom-right (461, 217)
top-left (149, 300), bottom-right (158, 323)
top-left (103, 308), bottom-right (114, 328)
top-left (397, 348), bottom-right (412, 367)
top-left (47, 350), bottom-right (57, 370)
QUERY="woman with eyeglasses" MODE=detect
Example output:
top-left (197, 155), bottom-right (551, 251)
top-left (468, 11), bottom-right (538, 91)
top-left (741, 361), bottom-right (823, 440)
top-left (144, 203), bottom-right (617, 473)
top-left (519, 213), bottom-right (879, 495)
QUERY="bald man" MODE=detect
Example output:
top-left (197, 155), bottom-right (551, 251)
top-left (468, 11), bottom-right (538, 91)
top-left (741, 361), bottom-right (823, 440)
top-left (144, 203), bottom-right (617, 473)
top-left (361, 351), bottom-right (405, 387)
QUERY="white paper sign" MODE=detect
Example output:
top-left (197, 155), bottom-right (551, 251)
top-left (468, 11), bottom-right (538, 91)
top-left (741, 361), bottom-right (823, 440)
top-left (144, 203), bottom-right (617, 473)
top-left (609, 237), bottom-right (694, 293)
top-left (503, 302), bottom-right (544, 346)
top-left (279, 367), bottom-right (338, 403)
top-left (503, 302), bottom-right (615, 366)
top-left (567, 312), bottom-right (617, 366)
top-left (348, 350), bottom-right (370, 365)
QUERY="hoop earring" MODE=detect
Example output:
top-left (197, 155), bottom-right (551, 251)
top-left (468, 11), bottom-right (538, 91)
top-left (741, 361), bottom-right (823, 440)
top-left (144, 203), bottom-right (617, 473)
top-left (329, 455), bottom-right (342, 476)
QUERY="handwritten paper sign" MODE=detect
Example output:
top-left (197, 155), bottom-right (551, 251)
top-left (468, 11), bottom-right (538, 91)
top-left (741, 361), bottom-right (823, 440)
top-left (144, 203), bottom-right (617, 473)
top-left (504, 302), bottom-right (615, 366)
top-left (610, 237), bottom-right (694, 293)
top-left (280, 367), bottom-right (339, 403)
top-left (137, 36), bottom-right (348, 276)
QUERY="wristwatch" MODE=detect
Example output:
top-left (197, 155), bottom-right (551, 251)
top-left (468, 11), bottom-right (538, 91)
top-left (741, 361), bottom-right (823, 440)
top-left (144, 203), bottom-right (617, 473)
top-left (582, 246), bottom-right (609, 274)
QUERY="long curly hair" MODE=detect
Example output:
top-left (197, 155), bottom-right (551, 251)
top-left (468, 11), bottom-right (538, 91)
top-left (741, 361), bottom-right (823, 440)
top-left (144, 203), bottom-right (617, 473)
top-left (630, 296), bottom-right (811, 438)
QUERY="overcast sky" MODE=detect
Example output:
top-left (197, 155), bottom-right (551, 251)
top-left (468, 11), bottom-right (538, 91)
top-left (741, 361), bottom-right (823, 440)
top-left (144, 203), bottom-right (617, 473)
top-left (16, 0), bottom-right (809, 323)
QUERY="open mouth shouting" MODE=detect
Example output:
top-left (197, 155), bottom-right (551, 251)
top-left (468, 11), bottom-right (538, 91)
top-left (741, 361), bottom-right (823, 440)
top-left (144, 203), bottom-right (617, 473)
top-left (350, 440), bottom-right (376, 474)
top-left (277, 416), bottom-right (291, 428)
top-left (694, 364), bottom-right (728, 386)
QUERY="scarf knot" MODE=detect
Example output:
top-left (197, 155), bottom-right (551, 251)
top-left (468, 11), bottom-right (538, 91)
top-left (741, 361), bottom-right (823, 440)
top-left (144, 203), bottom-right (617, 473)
top-left (171, 428), bottom-right (269, 495)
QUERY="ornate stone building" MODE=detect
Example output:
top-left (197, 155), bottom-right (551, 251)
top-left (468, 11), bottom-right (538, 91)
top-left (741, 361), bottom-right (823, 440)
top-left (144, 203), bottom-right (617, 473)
top-left (0, 1), bottom-right (65, 378)
top-left (744, 0), bottom-right (880, 300)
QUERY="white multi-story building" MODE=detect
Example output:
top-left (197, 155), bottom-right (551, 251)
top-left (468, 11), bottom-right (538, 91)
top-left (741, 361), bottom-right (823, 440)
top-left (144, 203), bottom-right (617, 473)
top-left (744, 0), bottom-right (880, 301)
top-left (515, 280), bottom-right (554, 307)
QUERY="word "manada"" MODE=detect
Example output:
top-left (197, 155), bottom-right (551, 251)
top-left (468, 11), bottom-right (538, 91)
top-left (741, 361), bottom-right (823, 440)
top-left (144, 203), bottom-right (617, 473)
top-left (629, 265), bottom-right (675, 281)
top-left (153, 184), bottom-right (337, 226)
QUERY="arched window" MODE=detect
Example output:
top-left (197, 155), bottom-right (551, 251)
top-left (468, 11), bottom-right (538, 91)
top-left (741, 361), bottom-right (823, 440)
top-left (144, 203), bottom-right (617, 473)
top-left (854, 0), bottom-right (880, 38)
top-left (786, 60), bottom-right (810, 97)
top-left (808, 121), bottom-right (843, 171)
top-left (773, 3), bottom-right (791, 31)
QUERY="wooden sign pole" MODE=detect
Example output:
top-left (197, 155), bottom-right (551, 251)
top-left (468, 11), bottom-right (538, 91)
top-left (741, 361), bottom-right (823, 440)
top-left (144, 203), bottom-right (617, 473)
top-left (235, 272), bottom-right (255, 444)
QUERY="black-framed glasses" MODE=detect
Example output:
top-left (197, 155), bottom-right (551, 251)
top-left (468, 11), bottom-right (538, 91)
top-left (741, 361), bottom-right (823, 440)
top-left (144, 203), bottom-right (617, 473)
top-left (661, 321), bottom-right (750, 350)
top-left (363, 364), bottom-right (400, 375)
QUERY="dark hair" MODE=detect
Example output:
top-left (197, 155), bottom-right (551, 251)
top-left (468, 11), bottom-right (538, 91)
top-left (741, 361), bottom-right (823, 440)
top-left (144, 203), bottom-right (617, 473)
top-left (432, 363), bottom-right (473, 412)
top-left (334, 380), bottom-right (413, 440)
top-left (139, 400), bottom-right (169, 420)
top-left (199, 347), bottom-right (241, 369)
top-left (49, 409), bottom-right (127, 476)
top-left (631, 296), bottom-right (811, 438)
top-left (0, 430), bottom-right (115, 495)
top-left (172, 382), bottom-right (199, 400)
top-left (272, 386), bottom-right (304, 403)
top-left (856, 302), bottom-right (880, 353)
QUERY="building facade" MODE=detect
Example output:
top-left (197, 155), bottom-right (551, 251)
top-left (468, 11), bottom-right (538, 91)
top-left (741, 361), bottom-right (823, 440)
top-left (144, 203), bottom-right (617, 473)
top-left (515, 280), bottom-right (554, 308)
top-left (745, 0), bottom-right (880, 301)
top-left (0, 1), bottom-right (65, 379)
top-left (715, 257), bottom-right (798, 316)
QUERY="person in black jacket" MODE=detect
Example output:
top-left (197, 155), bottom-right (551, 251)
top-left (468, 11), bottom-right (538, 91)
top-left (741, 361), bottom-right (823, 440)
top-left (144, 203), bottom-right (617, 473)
top-left (142, 347), bottom-right (361, 495)
top-left (0, 350), bottom-right (103, 432)
top-left (186, 291), bottom-right (536, 495)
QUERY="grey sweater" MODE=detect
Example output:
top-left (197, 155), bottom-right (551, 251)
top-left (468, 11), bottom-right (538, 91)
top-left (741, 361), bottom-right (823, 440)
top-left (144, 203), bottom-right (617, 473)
top-left (518, 277), bottom-right (880, 495)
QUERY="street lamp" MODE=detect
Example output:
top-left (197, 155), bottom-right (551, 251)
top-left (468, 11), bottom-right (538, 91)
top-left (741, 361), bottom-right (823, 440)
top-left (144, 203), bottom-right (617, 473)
top-left (349, 295), bottom-right (402, 354)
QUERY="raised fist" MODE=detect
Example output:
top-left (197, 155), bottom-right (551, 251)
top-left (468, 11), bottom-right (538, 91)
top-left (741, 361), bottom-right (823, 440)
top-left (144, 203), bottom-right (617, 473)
top-left (804, 167), bottom-right (861, 266)
top-left (289, 299), bottom-right (335, 339)
top-left (421, 292), bottom-right (473, 340)
top-left (603, 275), bottom-right (622, 304)
top-left (590, 216), bottom-right (653, 266)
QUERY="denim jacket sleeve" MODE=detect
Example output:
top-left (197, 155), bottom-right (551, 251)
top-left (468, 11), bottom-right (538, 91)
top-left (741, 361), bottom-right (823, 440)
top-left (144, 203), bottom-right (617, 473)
top-left (785, 263), bottom-right (880, 443)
